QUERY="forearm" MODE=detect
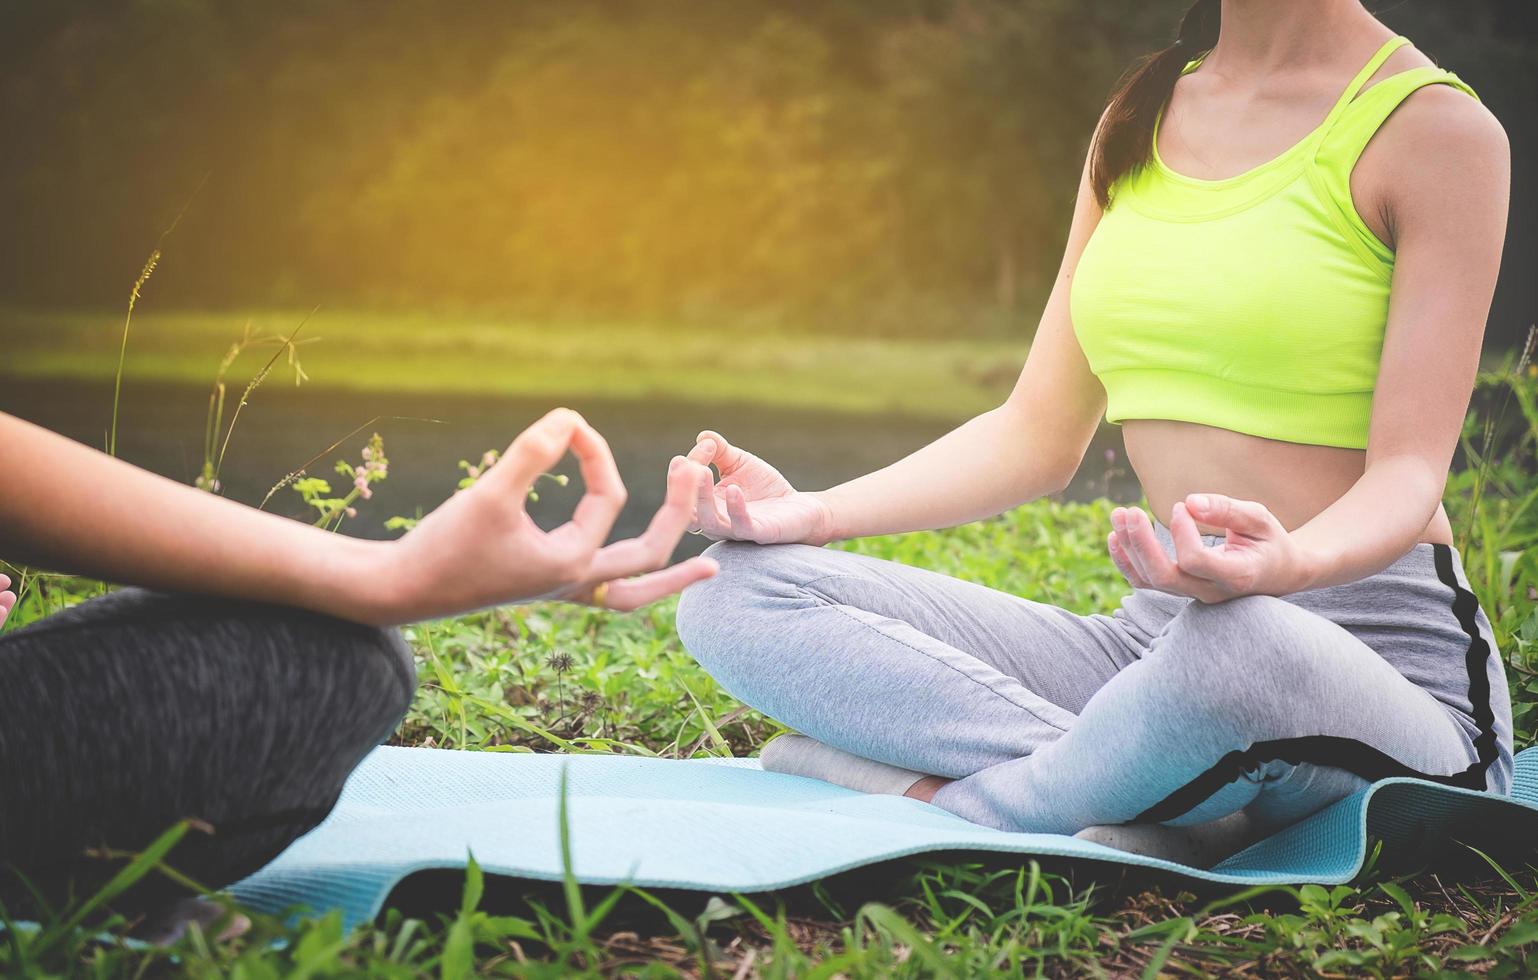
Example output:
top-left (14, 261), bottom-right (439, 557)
top-left (1289, 455), bottom-right (1446, 590)
top-left (811, 402), bottom-right (1082, 541)
top-left (0, 413), bottom-right (385, 621)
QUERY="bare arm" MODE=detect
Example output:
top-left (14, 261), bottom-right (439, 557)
top-left (0, 408), bottom-right (716, 627)
top-left (1289, 87), bottom-right (1509, 587)
top-left (684, 142), bottom-right (1110, 544)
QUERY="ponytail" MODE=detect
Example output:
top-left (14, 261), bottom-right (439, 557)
top-left (1090, 0), bottom-right (1221, 207)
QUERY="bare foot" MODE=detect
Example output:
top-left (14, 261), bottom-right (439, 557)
top-left (132, 897), bottom-right (251, 946)
top-left (903, 775), bottom-right (952, 803)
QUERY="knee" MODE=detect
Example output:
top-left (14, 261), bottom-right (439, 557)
top-left (1162, 595), bottom-right (1314, 672)
top-left (675, 541), bottom-right (807, 672)
top-left (673, 538), bottom-right (787, 646)
top-left (1149, 595), bottom-right (1323, 718)
top-left (238, 601), bottom-right (415, 742)
top-left (320, 618), bottom-right (416, 733)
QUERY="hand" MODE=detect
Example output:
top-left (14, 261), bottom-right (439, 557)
top-left (1106, 494), bottom-right (1316, 603)
top-left (677, 430), bottom-right (834, 545)
top-left (0, 574), bottom-right (14, 630)
top-left (374, 409), bottom-right (717, 624)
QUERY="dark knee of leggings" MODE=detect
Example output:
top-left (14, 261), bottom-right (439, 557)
top-left (232, 602), bottom-right (415, 748)
top-left (325, 618), bottom-right (417, 739)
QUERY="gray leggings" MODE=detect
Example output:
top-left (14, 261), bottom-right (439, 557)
top-left (675, 527), bottom-right (1513, 835)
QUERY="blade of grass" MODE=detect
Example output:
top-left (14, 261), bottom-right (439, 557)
top-left (557, 765), bottom-right (586, 932)
top-left (32, 821), bottom-right (192, 956)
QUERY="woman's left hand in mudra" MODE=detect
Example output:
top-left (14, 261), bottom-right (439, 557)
top-left (1106, 495), bottom-right (1314, 602)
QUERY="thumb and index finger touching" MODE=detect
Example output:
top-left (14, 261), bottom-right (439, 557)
top-left (489, 408), bottom-right (627, 551)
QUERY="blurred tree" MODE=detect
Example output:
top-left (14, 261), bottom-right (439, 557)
top-left (0, 0), bottom-right (1531, 343)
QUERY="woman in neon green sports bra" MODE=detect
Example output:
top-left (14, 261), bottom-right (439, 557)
top-left (670, 0), bottom-right (1513, 861)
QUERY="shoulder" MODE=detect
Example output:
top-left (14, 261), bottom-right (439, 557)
top-left (1357, 69), bottom-right (1509, 226)
top-left (1358, 47), bottom-right (1509, 185)
top-left (1378, 80), bottom-right (1507, 164)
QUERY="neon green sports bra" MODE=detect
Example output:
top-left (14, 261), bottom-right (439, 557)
top-left (1070, 36), bottom-right (1477, 449)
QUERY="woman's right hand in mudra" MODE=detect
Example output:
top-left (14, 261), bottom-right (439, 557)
top-left (677, 430), bottom-right (834, 545)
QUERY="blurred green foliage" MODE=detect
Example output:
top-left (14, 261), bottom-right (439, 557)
top-left (2, 0), bottom-right (1533, 340)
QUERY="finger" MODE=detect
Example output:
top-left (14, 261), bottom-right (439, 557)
top-left (688, 462), bottom-right (732, 538)
top-left (1168, 501), bottom-right (1221, 580)
top-left (1107, 531), bottom-right (1149, 589)
top-left (1113, 515), bottom-right (1144, 582)
top-left (0, 590), bottom-right (14, 610)
top-left (0, 574), bottom-right (10, 592)
top-left (561, 419), bottom-right (629, 550)
top-left (686, 435), bottom-right (717, 466)
top-left (672, 455), bottom-right (709, 534)
top-left (725, 485), bottom-right (755, 540)
top-left (493, 407), bottom-right (583, 495)
top-left (1110, 507), bottom-right (1130, 553)
top-left (596, 557), bottom-right (720, 611)
top-left (1123, 507), bottom-right (1184, 590)
top-left (583, 459), bottom-right (699, 581)
top-left (1111, 508), bottom-right (1155, 583)
top-left (692, 430), bottom-right (751, 475)
top-left (1185, 493), bottom-right (1275, 538)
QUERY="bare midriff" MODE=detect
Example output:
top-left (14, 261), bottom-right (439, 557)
top-left (1122, 419), bottom-right (1454, 546)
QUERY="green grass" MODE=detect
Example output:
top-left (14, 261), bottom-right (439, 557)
top-left (0, 309), bottom-right (1026, 421)
top-left (7, 482), bottom-right (1538, 975)
top-left (3, 324), bottom-right (1538, 975)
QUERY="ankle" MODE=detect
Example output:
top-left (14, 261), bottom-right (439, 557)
top-left (903, 775), bottom-right (952, 803)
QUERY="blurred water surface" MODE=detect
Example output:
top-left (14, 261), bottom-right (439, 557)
top-left (0, 380), bottom-right (1137, 558)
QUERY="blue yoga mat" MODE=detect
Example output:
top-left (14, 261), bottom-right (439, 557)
top-left (231, 746), bottom-right (1538, 930)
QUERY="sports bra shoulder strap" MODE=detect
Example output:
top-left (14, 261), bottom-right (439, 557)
top-left (1316, 35), bottom-right (1412, 133)
top-left (1315, 63), bottom-right (1480, 170)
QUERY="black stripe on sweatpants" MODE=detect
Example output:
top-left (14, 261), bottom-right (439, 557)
top-left (1135, 544), bottom-right (1497, 825)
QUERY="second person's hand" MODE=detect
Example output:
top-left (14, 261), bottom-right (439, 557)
top-left (372, 409), bottom-right (717, 624)
top-left (678, 430), bottom-right (834, 545)
top-left (0, 574), bottom-right (14, 631)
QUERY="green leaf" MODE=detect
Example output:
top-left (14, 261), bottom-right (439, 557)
top-left (1378, 881), bottom-right (1415, 916)
top-left (1496, 919), bottom-right (1538, 950)
top-left (1448, 944), bottom-right (1495, 962)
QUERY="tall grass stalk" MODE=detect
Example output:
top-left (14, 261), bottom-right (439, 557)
top-left (107, 249), bottom-right (160, 457)
top-left (197, 321), bottom-right (312, 492)
top-left (106, 176), bottom-right (207, 457)
top-left (210, 308), bottom-right (316, 490)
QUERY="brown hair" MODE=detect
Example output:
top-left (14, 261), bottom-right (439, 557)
top-left (1089, 0), bottom-right (1222, 207)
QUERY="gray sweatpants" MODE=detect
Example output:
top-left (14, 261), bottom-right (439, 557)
top-left (675, 526), bottom-right (1512, 835)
